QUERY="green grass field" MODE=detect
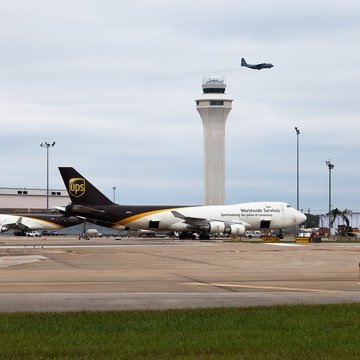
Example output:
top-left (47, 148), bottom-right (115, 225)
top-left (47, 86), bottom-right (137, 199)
top-left (1, 303), bottom-right (360, 359)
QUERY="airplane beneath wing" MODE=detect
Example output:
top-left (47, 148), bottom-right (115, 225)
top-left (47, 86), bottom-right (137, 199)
top-left (241, 58), bottom-right (273, 70)
top-left (0, 213), bottom-right (82, 236)
top-left (58, 167), bottom-right (306, 240)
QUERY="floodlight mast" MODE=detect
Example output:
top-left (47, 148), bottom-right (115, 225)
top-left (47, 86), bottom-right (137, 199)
top-left (326, 159), bottom-right (334, 236)
top-left (295, 127), bottom-right (300, 211)
top-left (40, 141), bottom-right (56, 213)
top-left (112, 186), bottom-right (116, 202)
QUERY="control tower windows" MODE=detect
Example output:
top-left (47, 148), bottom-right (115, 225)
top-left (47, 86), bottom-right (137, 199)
top-left (203, 88), bottom-right (225, 94)
top-left (210, 100), bottom-right (224, 106)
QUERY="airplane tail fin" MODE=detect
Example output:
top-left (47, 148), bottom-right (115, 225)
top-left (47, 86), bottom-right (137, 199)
top-left (241, 58), bottom-right (247, 66)
top-left (59, 167), bottom-right (114, 206)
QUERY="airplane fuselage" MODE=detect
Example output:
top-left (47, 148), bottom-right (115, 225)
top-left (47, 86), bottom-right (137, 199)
top-left (0, 214), bottom-right (81, 233)
top-left (244, 63), bottom-right (273, 70)
top-left (67, 201), bottom-right (306, 233)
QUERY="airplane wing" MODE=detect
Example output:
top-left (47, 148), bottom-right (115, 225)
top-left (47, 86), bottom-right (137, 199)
top-left (15, 217), bottom-right (30, 231)
top-left (171, 210), bottom-right (209, 226)
top-left (57, 204), bottom-right (106, 217)
top-left (53, 206), bottom-right (67, 213)
top-left (0, 217), bottom-right (30, 233)
top-left (71, 205), bottom-right (106, 216)
top-left (56, 204), bottom-right (118, 229)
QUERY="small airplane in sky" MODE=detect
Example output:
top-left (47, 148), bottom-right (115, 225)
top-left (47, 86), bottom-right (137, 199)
top-left (241, 58), bottom-right (274, 70)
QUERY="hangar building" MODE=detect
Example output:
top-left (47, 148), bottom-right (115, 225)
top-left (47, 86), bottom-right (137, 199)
top-left (0, 187), bottom-right (70, 213)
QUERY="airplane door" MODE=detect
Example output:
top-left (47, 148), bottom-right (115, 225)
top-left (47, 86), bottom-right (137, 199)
top-left (260, 220), bottom-right (271, 229)
top-left (149, 220), bottom-right (160, 229)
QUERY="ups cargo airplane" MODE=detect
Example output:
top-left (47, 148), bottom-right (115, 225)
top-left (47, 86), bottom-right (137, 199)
top-left (0, 213), bottom-right (82, 236)
top-left (59, 167), bottom-right (306, 239)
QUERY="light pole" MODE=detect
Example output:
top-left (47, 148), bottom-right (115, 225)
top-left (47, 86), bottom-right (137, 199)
top-left (295, 127), bottom-right (300, 211)
top-left (40, 141), bottom-right (56, 213)
top-left (326, 159), bottom-right (334, 236)
top-left (112, 186), bottom-right (116, 203)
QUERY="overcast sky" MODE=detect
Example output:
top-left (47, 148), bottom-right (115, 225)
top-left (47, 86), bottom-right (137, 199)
top-left (1, 0), bottom-right (359, 214)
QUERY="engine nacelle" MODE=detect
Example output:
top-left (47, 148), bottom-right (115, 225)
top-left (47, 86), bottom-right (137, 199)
top-left (224, 224), bottom-right (246, 236)
top-left (205, 221), bottom-right (226, 234)
top-left (1, 226), bottom-right (9, 233)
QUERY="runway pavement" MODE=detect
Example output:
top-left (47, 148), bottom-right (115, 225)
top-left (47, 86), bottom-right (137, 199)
top-left (0, 236), bottom-right (360, 311)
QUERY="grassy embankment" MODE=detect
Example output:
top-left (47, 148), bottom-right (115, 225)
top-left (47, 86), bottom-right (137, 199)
top-left (0, 303), bottom-right (360, 359)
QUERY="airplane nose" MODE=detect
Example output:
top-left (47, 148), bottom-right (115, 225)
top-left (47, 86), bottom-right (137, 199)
top-left (297, 212), bottom-right (307, 225)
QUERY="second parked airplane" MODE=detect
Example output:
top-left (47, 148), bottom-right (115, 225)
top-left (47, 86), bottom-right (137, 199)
top-left (0, 213), bottom-right (82, 236)
top-left (58, 167), bottom-right (306, 239)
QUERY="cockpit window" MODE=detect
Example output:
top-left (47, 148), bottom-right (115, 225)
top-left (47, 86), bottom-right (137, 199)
top-left (286, 204), bottom-right (291, 208)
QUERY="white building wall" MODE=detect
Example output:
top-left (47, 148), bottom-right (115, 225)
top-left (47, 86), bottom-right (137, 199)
top-left (0, 188), bottom-right (70, 212)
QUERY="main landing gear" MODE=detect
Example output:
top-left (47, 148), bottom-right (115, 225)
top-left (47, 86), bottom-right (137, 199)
top-left (178, 232), bottom-right (196, 240)
top-left (178, 232), bottom-right (210, 240)
top-left (199, 234), bottom-right (210, 240)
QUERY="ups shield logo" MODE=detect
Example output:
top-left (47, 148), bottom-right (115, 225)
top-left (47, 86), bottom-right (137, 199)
top-left (69, 178), bottom-right (86, 198)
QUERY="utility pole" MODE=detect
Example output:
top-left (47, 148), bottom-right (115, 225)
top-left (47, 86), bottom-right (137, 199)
top-left (326, 160), bottom-right (334, 236)
top-left (295, 127), bottom-right (300, 211)
top-left (40, 141), bottom-right (56, 213)
top-left (112, 186), bottom-right (116, 203)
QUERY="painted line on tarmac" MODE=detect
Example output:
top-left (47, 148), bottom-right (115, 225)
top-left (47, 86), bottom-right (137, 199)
top-left (0, 243), bottom-right (216, 249)
top-left (263, 243), bottom-right (302, 247)
top-left (179, 282), bottom-right (344, 294)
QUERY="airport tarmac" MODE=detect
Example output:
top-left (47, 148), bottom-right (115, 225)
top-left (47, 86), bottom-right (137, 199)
top-left (0, 236), bottom-right (360, 312)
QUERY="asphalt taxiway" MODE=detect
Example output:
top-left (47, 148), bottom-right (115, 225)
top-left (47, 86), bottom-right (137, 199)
top-left (0, 236), bottom-right (360, 311)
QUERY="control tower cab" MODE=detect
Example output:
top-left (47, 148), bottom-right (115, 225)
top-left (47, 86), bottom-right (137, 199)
top-left (196, 78), bottom-right (233, 205)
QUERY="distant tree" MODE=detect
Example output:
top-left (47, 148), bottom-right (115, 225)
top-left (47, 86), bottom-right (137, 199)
top-left (305, 214), bottom-right (320, 228)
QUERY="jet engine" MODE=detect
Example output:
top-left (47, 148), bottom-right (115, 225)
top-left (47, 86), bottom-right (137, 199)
top-left (224, 224), bottom-right (246, 236)
top-left (1, 226), bottom-right (9, 233)
top-left (201, 222), bottom-right (246, 235)
top-left (202, 221), bottom-right (226, 234)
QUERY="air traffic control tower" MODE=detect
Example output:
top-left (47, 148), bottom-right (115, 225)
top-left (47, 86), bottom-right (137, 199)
top-left (196, 78), bottom-right (233, 205)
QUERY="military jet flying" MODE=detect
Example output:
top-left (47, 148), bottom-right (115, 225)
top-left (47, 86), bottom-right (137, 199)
top-left (241, 58), bottom-right (273, 70)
